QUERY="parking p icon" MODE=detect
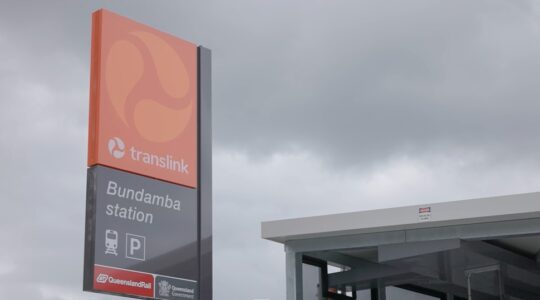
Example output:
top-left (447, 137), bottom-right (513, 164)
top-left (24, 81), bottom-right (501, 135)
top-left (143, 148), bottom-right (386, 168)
top-left (125, 233), bottom-right (146, 261)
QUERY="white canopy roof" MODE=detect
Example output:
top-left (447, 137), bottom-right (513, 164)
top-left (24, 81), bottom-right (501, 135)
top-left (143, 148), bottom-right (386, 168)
top-left (262, 192), bottom-right (540, 244)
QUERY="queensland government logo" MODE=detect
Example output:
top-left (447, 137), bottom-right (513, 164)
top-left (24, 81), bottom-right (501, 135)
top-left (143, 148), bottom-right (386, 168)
top-left (158, 280), bottom-right (172, 297)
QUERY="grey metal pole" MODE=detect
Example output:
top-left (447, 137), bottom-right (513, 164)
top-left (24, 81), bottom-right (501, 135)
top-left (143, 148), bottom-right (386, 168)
top-left (467, 273), bottom-right (472, 300)
top-left (198, 45), bottom-right (213, 300)
top-left (497, 269), bottom-right (504, 300)
top-left (371, 280), bottom-right (386, 300)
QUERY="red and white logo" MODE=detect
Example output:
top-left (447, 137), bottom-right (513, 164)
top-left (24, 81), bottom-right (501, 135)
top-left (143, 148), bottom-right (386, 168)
top-left (96, 273), bottom-right (109, 283)
top-left (419, 207), bottom-right (431, 213)
top-left (108, 137), bottom-right (125, 159)
top-left (94, 265), bottom-right (154, 297)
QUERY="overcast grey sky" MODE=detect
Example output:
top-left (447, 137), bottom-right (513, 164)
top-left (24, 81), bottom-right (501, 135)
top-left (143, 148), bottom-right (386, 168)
top-left (2, 0), bottom-right (540, 299)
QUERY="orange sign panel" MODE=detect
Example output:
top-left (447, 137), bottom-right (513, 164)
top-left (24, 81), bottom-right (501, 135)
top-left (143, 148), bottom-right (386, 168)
top-left (88, 9), bottom-right (198, 188)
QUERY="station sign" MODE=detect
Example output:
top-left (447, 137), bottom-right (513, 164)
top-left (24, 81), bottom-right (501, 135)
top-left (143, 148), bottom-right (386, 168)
top-left (84, 166), bottom-right (198, 299)
top-left (84, 8), bottom-right (212, 300)
top-left (87, 9), bottom-right (198, 188)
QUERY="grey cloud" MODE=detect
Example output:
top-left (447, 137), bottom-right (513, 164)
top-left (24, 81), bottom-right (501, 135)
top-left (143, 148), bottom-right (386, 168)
top-left (211, 0), bottom-right (540, 167)
top-left (4, 0), bottom-right (540, 167)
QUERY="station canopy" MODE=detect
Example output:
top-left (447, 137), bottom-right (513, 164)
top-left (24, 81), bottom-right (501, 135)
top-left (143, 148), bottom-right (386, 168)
top-left (262, 192), bottom-right (540, 300)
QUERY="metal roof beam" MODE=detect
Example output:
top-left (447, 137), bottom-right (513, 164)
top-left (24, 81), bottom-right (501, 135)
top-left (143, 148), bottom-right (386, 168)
top-left (305, 251), bottom-right (377, 269)
top-left (285, 230), bottom-right (406, 253)
top-left (378, 239), bottom-right (461, 262)
top-left (328, 265), bottom-right (409, 286)
top-left (405, 218), bottom-right (540, 243)
top-left (463, 241), bottom-right (540, 274)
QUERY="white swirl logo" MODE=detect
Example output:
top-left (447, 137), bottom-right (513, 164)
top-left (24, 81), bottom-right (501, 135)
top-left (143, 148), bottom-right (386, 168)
top-left (108, 137), bottom-right (125, 159)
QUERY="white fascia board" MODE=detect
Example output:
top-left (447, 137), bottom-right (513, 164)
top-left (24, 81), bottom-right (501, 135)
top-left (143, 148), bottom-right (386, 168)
top-left (261, 192), bottom-right (540, 243)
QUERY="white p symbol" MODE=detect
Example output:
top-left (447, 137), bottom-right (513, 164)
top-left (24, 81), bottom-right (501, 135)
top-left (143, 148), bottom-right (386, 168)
top-left (130, 238), bottom-right (141, 256)
top-left (125, 234), bottom-right (145, 261)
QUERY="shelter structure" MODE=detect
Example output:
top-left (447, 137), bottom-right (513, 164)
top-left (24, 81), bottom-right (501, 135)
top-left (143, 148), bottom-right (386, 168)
top-left (261, 192), bottom-right (540, 300)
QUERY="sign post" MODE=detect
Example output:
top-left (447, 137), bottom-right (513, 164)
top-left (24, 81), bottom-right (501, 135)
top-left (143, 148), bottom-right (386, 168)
top-left (83, 9), bottom-right (211, 300)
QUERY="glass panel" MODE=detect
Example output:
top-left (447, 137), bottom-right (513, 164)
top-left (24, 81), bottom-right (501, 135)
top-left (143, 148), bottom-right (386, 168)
top-left (356, 289), bottom-right (371, 300)
top-left (303, 263), bottom-right (323, 300)
top-left (468, 270), bottom-right (503, 299)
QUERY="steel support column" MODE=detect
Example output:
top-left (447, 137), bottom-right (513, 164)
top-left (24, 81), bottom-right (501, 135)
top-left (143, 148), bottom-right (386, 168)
top-left (286, 246), bottom-right (303, 300)
top-left (371, 281), bottom-right (386, 300)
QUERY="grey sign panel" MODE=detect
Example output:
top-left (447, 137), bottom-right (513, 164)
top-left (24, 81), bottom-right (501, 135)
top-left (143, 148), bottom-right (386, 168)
top-left (84, 165), bottom-right (198, 298)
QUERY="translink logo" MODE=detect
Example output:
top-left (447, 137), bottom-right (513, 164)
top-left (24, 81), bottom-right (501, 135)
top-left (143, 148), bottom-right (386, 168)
top-left (108, 137), bottom-right (189, 174)
top-left (108, 137), bottom-right (125, 159)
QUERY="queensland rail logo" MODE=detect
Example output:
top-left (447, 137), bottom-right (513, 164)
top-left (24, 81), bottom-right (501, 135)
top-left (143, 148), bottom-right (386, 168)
top-left (96, 274), bottom-right (109, 284)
